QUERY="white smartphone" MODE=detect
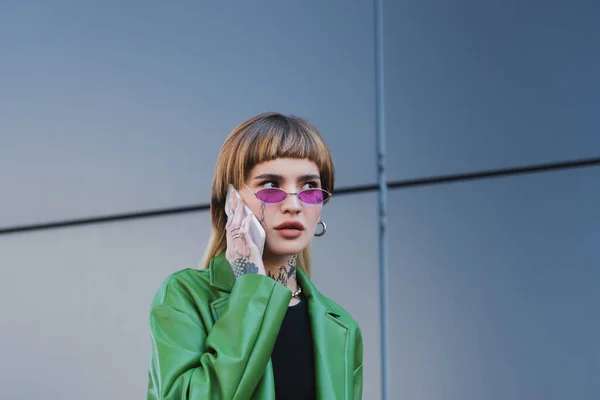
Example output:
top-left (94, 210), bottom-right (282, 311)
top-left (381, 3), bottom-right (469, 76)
top-left (226, 184), bottom-right (266, 256)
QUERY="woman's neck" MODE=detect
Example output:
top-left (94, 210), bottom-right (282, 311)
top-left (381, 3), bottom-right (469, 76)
top-left (262, 253), bottom-right (299, 291)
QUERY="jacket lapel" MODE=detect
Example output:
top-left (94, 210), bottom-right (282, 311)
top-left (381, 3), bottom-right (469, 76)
top-left (207, 255), bottom-right (350, 399)
top-left (209, 252), bottom-right (235, 293)
top-left (298, 270), bottom-right (350, 400)
top-left (207, 255), bottom-right (277, 400)
top-left (208, 253), bottom-right (235, 321)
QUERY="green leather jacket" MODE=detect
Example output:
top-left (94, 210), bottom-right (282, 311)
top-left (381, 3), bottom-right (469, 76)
top-left (146, 253), bottom-right (364, 399)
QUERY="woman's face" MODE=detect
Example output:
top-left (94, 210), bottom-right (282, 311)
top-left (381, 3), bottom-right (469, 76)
top-left (240, 157), bottom-right (325, 257)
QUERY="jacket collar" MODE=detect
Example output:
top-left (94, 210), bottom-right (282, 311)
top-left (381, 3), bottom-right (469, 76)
top-left (208, 253), bottom-right (350, 399)
top-left (208, 252), bottom-right (338, 315)
top-left (208, 252), bottom-right (236, 292)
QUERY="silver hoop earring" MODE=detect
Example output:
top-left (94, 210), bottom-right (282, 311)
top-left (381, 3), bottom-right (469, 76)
top-left (314, 220), bottom-right (327, 237)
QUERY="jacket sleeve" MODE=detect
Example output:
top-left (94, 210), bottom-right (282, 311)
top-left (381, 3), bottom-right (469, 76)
top-left (147, 273), bottom-right (292, 400)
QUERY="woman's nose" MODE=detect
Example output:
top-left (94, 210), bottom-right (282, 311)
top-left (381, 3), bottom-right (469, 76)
top-left (280, 192), bottom-right (303, 214)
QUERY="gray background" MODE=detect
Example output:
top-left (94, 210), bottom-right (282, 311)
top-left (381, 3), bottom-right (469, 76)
top-left (0, 1), bottom-right (598, 399)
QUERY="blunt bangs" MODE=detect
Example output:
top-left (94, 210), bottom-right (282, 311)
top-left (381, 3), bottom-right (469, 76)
top-left (236, 113), bottom-right (334, 193)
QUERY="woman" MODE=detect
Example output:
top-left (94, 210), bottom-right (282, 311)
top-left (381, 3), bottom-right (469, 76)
top-left (147, 112), bottom-right (363, 399)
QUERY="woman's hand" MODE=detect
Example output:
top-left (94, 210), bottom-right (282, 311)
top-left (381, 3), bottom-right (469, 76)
top-left (225, 190), bottom-right (266, 278)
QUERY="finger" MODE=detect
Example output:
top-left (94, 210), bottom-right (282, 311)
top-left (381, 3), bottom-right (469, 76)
top-left (231, 194), bottom-right (244, 228)
top-left (225, 196), bottom-right (238, 242)
top-left (227, 191), bottom-right (238, 217)
top-left (231, 191), bottom-right (238, 211)
top-left (227, 195), bottom-right (242, 233)
top-left (239, 214), bottom-right (259, 250)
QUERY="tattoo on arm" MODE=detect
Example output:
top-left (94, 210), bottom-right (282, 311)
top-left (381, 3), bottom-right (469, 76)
top-left (230, 225), bottom-right (256, 277)
top-left (231, 256), bottom-right (258, 278)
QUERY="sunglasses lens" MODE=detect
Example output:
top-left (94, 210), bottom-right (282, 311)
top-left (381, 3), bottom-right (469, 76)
top-left (255, 188), bottom-right (288, 203)
top-left (298, 189), bottom-right (328, 204)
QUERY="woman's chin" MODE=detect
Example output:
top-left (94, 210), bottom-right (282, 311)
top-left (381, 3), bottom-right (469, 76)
top-left (264, 237), bottom-right (309, 257)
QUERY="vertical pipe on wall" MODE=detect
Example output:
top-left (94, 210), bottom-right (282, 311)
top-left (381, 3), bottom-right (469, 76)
top-left (373, 0), bottom-right (388, 399)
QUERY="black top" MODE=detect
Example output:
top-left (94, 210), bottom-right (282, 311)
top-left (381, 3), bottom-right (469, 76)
top-left (270, 297), bottom-right (317, 400)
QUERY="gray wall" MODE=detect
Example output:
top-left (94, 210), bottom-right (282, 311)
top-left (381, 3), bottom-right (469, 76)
top-left (1, 1), bottom-right (598, 399)
top-left (383, 0), bottom-right (600, 399)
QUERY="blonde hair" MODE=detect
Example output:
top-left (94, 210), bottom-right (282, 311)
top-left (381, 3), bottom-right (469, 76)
top-left (201, 111), bottom-right (335, 276)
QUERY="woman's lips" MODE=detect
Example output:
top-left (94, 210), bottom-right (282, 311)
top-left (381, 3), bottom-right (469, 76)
top-left (276, 228), bottom-right (303, 238)
top-left (274, 220), bottom-right (305, 238)
top-left (274, 221), bottom-right (305, 230)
